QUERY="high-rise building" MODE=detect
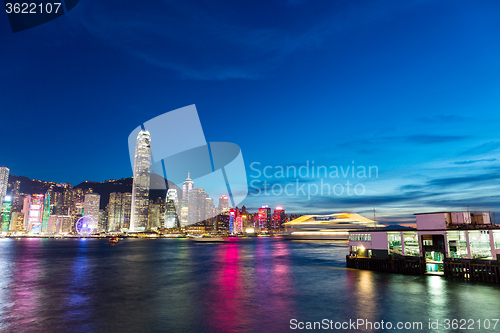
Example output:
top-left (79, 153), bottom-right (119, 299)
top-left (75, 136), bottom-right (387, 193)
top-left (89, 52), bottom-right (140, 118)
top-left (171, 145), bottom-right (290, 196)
top-left (273, 207), bottom-right (287, 230)
top-left (258, 206), bottom-right (272, 230)
top-left (217, 195), bottom-right (230, 215)
top-left (182, 173), bottom-right (194, 207)
top-left (23, 194), bottom-right (45, 233)
top-left (148, 203), bottom-right (161, 230)
top-left (229, 209), bottom-right (236, 234)
top-left (62, 183), bottom-right (73, 215)
top-left (42, 193), bottom-right (51, 232)
top-left (165, 189), bottom-right (179, 229)
top-left (108, 192), bottom-right (132, 232)
top-left (188, 188), bottom-right (210, 225)
top-left (9, 211), bottom-right (24, 233)
top-left (205, 197), bottom-right (215, 219)
top-left (1, 195), bottom-right (12, 231)
top-left (55, 215), bottom-right (74, 234)
top-left (180, 173), bottom-right (194, 226)
top-left (83, 193), bottom-right (100, 229)
top-left (98, 209), bottom-right (107, 232)
top-left (130, 130), bottom-right (151, 232)
top-left (0, 167), bottom-right (9, 209)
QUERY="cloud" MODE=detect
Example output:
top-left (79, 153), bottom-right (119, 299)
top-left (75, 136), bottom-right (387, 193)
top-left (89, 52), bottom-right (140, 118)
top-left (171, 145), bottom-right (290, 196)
top-left (453, 158), bottom-right (496, 165)
top-left (337, 134), bottom-right (468, 149)
top-left (415, 115), bottom-right (466, 123)
top-left (404, 135), bottom-right (468, 144)
top-left (460, 141), bottom-right (500, 156)
top-left (69, 0), bottom-right (431, 80)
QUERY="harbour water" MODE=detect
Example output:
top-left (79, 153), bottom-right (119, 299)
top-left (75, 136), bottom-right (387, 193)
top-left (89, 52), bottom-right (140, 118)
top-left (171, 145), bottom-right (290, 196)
top-left (0, 238), bottom-right (499, 332)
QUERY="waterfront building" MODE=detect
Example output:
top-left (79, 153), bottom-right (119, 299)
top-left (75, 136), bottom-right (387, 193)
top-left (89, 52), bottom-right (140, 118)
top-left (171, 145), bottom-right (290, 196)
top-left (348, 211), bottom-right (500, 277)
top-left (62, 184), bottom-right (73, 215)
top-left (84, 193), bottom-right (100, 228)
top-left (107, 192), bottom-right (131, 232)
top-left (188, 188), bottom-right (211, 225)
top-left (98, 209), bottom-right (107, 232)
top-left (180, 174), bottom-right (194, 226)
top-left (235, 215), bottom-right (245, 233)
top-left (229, 210), bottom-right (236, 233)
top-left (46, 215), bottom-right (58, 233)
top-left (216, 212), bottom-right (230, 232)
top-left (258, 206), bottom-right (271, 230)
top-left (1, 195), bottom-right (12, 231)
top-left (23, 194), bottom-right (45, 233)
top-left (148, 203), bottom-right (161, 230)
top-left (180, 206), bottom-right (189, 228)
top-left (273, 207), bottom-right (287, 230)
top-left (42, 193), bottom-right (51, 232)
top-left (205, 197), bottom-right (215, 219)
top-left (9, 211), bottom-right (24, 233)
top-left (54, 215), bottom-right (74, 234)
top-left (130, 130), bottom-right (151, 232)
top-left (0, 167), bottom-right (9, 209)
top-left (217, 195), bottom-right (229, 215)
top-left (165, 189), bottom-right (179, 229)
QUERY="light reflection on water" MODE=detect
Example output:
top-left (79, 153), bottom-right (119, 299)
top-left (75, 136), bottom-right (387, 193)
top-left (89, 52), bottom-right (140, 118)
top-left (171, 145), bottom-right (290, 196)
top-left (0, 238), bottom-right (499, 332)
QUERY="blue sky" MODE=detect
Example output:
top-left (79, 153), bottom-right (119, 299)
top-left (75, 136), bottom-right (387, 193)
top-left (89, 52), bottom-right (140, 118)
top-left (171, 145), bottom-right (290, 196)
top-left (1, 0), bottom-right (500, 223)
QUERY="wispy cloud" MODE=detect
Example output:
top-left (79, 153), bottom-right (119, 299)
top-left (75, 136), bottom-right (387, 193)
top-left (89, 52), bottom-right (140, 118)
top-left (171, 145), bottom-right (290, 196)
top-left (404, 135), bottom-right (468, 144)
top-left (415, 115), bottom-right (466, 123)
top-left (460, 141), bottom-right (500, 156)
top-left (69, 0), bottom-right (431, 80)
top-left (453, 158), bottom-right (496, 165)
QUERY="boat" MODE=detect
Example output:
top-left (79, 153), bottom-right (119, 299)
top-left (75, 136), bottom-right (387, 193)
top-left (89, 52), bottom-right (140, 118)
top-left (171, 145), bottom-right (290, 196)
top-left (280, 212), bottom-right (383, 240)
top-left (109, 237), bottom-right (119, 244)
top-left (192, 236), bottom-right (227, 242)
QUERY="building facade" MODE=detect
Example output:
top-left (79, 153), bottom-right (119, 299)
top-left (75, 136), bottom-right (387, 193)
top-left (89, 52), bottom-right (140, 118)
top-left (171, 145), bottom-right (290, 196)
top-left (130, 130), bottom-right (151, 232)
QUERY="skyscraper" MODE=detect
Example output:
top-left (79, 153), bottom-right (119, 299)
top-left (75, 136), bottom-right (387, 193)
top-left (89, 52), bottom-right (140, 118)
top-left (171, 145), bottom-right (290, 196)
top-left (0, 167), bottom-right (9, 209)
top-left (273, 207), bottom-right (286, 230)
top-left (187, 188), bottom-right (211, 225)
top-left (258, 206), bottom-right (272, 230)
top-left (107, 192), bottom-right (132, 232)
top-left (217, 195), bottom-right (230, 215)
top-left (180, 173), bottom-right (194, 226)
top-left (130, 130), bottom-right (151, 232)
top-left (1, 195), bottom-right (12, 231)
top-left (165, 189), bottom-right (179, 229)
top-left (83, 193), bottom-right (100, 228)
top-left (148, 203), bottom-right (161, 230)
top-left (23, 194), bottom-right (44, 233)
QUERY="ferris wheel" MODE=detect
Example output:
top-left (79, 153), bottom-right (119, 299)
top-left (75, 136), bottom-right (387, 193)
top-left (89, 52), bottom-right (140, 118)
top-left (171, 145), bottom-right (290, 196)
top-left (75, 216), bottom-right (96, 235)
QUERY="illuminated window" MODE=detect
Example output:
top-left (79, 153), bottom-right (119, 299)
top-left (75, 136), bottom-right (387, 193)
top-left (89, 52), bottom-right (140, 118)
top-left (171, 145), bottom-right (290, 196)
top-left (447, 230), bottom-right (468, 259)
top-left (387, 232), bottom-right (402, 254)
top-left (469, 230), bottom-right (492, 259)
top-left (493, 230), bottom-right (500, 250)
top-left (403, 231), bottom-right (419, 256)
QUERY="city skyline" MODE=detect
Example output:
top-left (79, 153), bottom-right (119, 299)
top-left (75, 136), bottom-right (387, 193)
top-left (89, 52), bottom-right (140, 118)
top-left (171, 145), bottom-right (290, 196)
top-left (2, 1), bottom-right (500, 223)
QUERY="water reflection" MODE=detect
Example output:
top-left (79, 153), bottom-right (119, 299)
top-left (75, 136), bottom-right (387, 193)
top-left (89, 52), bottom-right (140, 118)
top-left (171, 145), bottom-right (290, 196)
top-left (0, 239), bottom-right (498, 333)
top-left (4, 239), bottom-right (43, 331)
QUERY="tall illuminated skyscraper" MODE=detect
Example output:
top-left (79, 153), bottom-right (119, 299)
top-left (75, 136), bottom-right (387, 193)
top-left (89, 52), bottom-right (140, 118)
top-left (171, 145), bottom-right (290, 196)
top-left (165, 189), bottom-right (179, 229)
top-left (187, 188), bottom-right (209, 225)
top-left (273, 207), bottom-right (286, 230)
top-left (217, 195), bottom-right (230, 215)
top-left (84, 193), bottom-right (100, 228)
top-left (258, 205), bottom-right (272, 229)
top-left (0, 167), bottom-right (9, 209)
top-left (180, 173), bottom-right (194, 226)
top-left (23, 194), bottom-right (44, 233)
top-left (1, 195), bottom-right (12, 231)
top-left (130, 130), bottom-right (151, 232)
